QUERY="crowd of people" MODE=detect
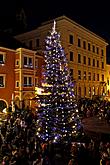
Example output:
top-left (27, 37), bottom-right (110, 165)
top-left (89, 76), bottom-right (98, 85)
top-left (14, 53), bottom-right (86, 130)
top-left (78, 97), bottom-right (110, 123)
top-left (0, 108), bottom-right (73, 165)
top-left (0, 97), bottom-right (110, 164)
top-left (0, 109), bottom-right (43, 165)
top-left (68, 139), bottom-right (110, 165)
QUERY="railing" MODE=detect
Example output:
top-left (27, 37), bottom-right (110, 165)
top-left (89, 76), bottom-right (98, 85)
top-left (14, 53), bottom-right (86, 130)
top-left (23, 64), bottom-right (33, 68)
top-left (23, 84), bottom-right (33, 87)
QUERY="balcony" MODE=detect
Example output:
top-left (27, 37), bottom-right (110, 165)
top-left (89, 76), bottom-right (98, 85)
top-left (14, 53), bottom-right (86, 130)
top-left (23, 64), bottom-right (33, 69)
top-left (23, 84), bottom-right (33, 87)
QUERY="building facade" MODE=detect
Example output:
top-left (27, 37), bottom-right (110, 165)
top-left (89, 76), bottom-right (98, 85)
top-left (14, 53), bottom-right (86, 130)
top-left (15, 16), bottom-right (108, 99)
top-left (106, 64), bottom-right (110, 98)
top-left (0, 47), bottom-right (44, 111)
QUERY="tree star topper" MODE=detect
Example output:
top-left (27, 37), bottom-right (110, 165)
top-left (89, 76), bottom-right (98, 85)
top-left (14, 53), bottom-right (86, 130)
top-left (52, 20), bottom-right (56, 34)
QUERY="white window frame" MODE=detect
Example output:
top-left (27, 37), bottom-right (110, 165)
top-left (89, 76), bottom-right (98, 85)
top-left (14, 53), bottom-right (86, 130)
top-left (23, 76), bottom-right (33, 87)
top-left (16, 81), bottom-right (19, 87)
top-left (23, 55), bottom-right (33, 68)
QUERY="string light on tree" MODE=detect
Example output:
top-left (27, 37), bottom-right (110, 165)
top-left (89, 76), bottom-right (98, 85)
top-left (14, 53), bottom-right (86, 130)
top-left (36, 20), bottom-right (83, 143)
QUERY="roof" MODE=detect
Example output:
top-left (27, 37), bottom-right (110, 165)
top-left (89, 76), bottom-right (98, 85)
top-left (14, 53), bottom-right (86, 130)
top-left (42, 15), bottom-right (108, 45)
top-left (15, 15), bottom-right (108, 46)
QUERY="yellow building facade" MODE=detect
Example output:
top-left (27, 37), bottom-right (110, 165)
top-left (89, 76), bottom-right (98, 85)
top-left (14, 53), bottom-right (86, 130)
top-left (15, 16), bottom-right (108, 99)
top-left (106, 64), bottom-right (110, 98)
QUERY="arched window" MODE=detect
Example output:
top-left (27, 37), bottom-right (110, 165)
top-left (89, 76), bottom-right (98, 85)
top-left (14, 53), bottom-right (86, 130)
top-left (0, 100), bottom-right (7, 112)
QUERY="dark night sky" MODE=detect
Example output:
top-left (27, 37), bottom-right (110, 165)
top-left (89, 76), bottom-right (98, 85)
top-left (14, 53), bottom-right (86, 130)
top-left (0, 0), bottom-right (110, 40)
top-left (0, 0), bottom-right (110, 62)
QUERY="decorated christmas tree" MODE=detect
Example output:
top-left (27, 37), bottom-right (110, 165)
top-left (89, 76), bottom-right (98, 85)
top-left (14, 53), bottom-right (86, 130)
top-left (36, 21), bottom-right (82, 143)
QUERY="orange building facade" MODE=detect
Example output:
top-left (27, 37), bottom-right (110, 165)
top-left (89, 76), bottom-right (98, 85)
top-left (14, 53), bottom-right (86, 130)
top-left (0, 47), bottom-right (44, 111)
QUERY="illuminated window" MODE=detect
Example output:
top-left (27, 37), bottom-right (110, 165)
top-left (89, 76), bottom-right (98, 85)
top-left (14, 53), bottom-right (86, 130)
top-left (88, 87), bottom-right (91, 97)
top-left (102, 87), bottom-right (105, 96)
top-left (23, 56), bottom-right (33, 68)
top-left (78, 70), bottom-right (81, 80)
top-left (92, 86), bottom-right (95, 95)
top-left (0, 52), bottom-right (5, 65)
top-left (0, 75), bottom-right (5, 87)
top-left (0, 54), bottom-right (3, 63)
top-left (29, 58), bottom-right (32, 65)
top-left (83, 71), bottom-right (86, 80)
top-left (88, 72), bottom-right (91, 81)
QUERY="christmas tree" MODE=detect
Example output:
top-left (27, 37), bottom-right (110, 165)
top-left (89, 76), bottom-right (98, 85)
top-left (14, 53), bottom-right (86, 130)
top-left (36, 21), bottom-right (82, 143)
